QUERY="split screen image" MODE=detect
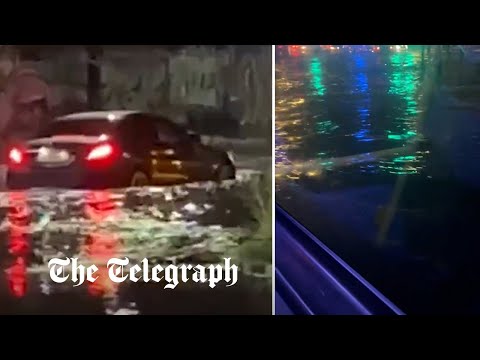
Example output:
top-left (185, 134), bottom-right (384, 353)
top-left (0, 45), bottom-right (478, 315)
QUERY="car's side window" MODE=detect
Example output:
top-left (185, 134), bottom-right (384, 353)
top-left (117, 119), bottom-right (136, 152)
top-left (120, 116), bottom-right (156, 153)
top-left (152, 116), bottom-right (189, 146)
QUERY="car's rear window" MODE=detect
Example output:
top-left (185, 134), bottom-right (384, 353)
top-left (44, 119), bottom-right (115, 136)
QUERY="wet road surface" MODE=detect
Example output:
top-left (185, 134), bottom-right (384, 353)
top-left (276, 47), bottom-right (480, 314)
top-left (0, 169), bottom-right (272, 315)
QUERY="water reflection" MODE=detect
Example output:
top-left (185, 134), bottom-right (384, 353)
top-left (310, 57), bottom-right (338, 139)
top-left (386, 52), bottom-right (419, 141)
top-left (0, 170), bottom-right (271, 314)
top-left (310, 57), bottom-right (326, 96)
top-left (275, 45), bottom-right (480, 313)
top-left (352, 54), bottom-right (373, 143)
top-left (6, 192), bottom-right (30, 298)
top-left (275, 46), bottom-right (429, 184)
top-left (275, 60), bottom-right (308, 181)
top-left (83, 190), bottom-right (123, 299)
top-left (380, 51), bottom-right (423, 175)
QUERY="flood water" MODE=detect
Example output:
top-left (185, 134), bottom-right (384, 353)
top-left (0, 170), bottom-right (272, 315)
top-left (276, 46), bottom-right (480, 314)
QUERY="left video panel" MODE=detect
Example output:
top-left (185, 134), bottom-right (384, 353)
top-left (0, 45), bottom-right (272, 315)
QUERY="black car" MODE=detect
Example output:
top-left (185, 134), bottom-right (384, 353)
top-left (6, 110), bottom-right (236, 189)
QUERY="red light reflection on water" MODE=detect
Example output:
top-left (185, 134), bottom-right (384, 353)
top-left (7, 258), bottom-right (27, 298)
top-left (6, 191), bottom-right (30, 298)
top-left (83, 190), bottom-right (122, 297)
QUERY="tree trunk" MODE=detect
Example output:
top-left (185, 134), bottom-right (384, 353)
top-left (86, 46), bottom-right (102, 110)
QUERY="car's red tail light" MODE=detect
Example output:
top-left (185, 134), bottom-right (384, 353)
top-left (8, 148), bottom-right (24, 164)
top-left (85, 142), bottom-right (120, 168)
top-left (86, 143), bottom-right (114, 161)
top-left (8, 146), bottom-right (30, 168)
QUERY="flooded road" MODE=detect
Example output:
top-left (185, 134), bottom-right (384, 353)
top-left (276, 48), bottom-right (430, 178)
top-left (276, 46), bottom-right (480, 314)
top-left (0, 169), bottom-right (272, 315)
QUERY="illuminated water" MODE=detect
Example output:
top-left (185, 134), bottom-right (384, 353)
top-left (276, 50), bottom-right (428, 180)
top-left (0, 171), bottom-right (271, 315)
top-left (276, 48), bottom-right (480, 314)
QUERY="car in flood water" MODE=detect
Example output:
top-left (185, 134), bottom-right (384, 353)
top-left (5, 111), bottom-right (236, 189)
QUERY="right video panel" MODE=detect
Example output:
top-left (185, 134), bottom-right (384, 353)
top-left (275, 45), bottom-right (480, 315)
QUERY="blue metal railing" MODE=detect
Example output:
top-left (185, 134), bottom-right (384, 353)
top-left (275, 204), bottom-right (404, 315)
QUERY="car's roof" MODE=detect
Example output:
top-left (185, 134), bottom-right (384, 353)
top-left (56, 110), bottom-right (142, 122)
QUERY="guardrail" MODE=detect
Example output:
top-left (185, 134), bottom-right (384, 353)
top-left (275, 204), bottom-right (404, 315)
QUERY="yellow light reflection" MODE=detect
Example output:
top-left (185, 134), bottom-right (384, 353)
top-left (275, 62), bottom-right (308, 182)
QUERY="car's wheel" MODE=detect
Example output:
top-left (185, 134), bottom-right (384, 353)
top-left (216, 164), bottom-right (236, 182)
top-left (130, 171), bottom-right (150, 187)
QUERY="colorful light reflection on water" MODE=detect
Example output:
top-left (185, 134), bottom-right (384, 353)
top-left (275, 61), bottom-right (309, 182)
top-left (275, 47), bottom-right (429, 184)
top-left (381, 51), bottom-right (423, 175)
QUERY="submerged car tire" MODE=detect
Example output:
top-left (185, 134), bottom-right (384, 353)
top-left (130, 171), bottom-right (150, 187)
top-left (216, 164), bottom-right (236, 182)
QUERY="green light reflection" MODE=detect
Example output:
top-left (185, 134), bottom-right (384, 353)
top-left (310, 57), bottom-right (326, 96)
top-left (387, 52), bottom-right (419, 141)
top-left (393, 155), bottom-right (416, 163)
top-left (383, 51), bottom-right (423, 175)
top-left (315, 120), bottom-right (339, 134)
top-left (310, 57), bottom-right (339, 140)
